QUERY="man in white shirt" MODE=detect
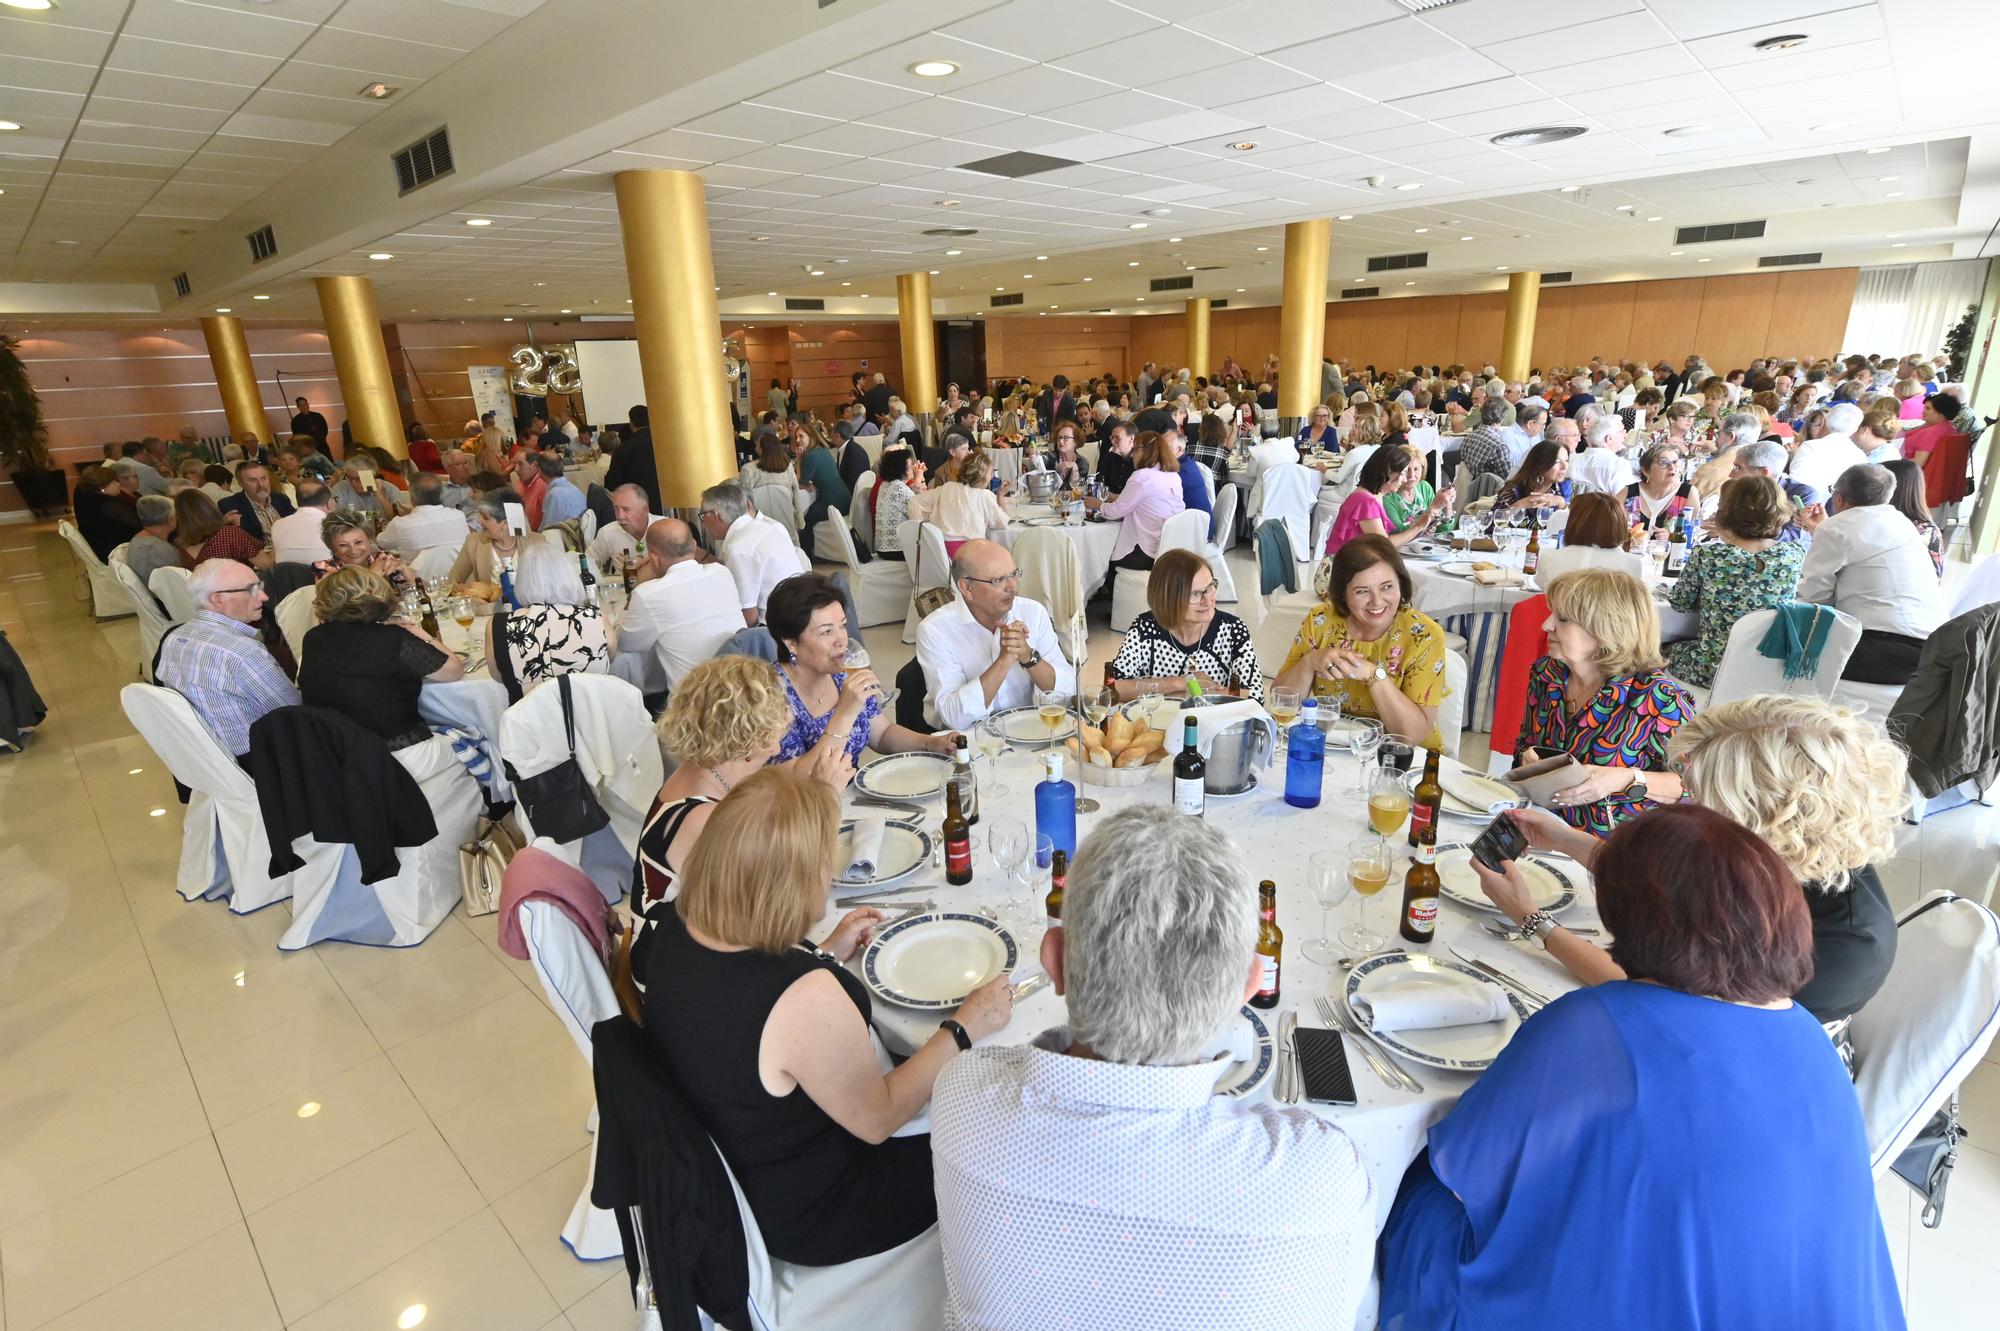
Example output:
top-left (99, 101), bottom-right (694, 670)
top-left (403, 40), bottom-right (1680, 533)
top-left (269, 480), bottom-right (335, 565)
top-left (1570, 416), bottom-right (1636, 496)
top-left (931, 805), bottom-right (1374, 1331)
top-left (1500, 401), bottom-right (1546, 469)
top-left (586, 483), bottom-right (662, 572)
top-left (614, 519), bottom-right (742, 690)
top-left (1787, 402), bottom-right (1869, 496)
top-left (697, 479), bottom-right (809, 625)
top-left (916, 539), bottom-right (1074, 732)
top-left (1797, 464), bottom-right (1944, 685)
top-left (377, 473), bottom-right (473, 555)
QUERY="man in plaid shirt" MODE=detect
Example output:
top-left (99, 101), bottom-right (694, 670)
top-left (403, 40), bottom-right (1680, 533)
top-left (1456, 399), bottom-right (1515, 485)
top-left (156, 559), bottom-right (299, 758)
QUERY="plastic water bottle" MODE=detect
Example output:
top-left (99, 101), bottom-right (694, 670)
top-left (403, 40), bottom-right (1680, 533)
top-left (1284, 698), bottom-right (1326, 809)
top-left (1034, 750), bottom-right (1077, 859)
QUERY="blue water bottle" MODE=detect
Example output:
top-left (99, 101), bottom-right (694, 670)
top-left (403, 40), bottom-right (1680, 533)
top-left (1035, 750), bottom-right (1078, 859)
top-left (1284, 698), bottom-right (1326, 809)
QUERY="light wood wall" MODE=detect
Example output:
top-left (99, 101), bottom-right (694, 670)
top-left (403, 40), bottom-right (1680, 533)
top-left (728, 321), bottom-right (906, 419)
top-left (983, 316), bottom-right (1134, 387)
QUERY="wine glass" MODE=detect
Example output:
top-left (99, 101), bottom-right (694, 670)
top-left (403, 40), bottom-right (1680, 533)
top-left (1367, 765), bottom-right (1412, 838)
top-left (1347, 718), bottom-right (1384, 795)
top-left (1268, 684), bottom-right (1301, 769)
top-left (985, 817), bottom-right (1027, 917)
top-left (1340, 835), bottom-right (1393, 953)
top-left (1035, 687), bottom-right (1072, 740)
top-left (1305, 849), bottom-right (1350, 966)
top-left (1015, 833), bottom-right (1054, 930)
top-left (974, 715), bottom-right (1011, 799)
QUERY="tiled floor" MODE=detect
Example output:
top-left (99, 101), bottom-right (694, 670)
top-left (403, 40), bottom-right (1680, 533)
top-left (1, 522), bottom-right (1994, 1330)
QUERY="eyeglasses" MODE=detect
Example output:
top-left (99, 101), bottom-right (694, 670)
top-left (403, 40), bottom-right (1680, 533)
top-left (214, 585), bottom-right (262, 596)
top-left (961, 571), bottom-right (1020, 589)
top-left (1188, 583), bottom-right (1219, 603)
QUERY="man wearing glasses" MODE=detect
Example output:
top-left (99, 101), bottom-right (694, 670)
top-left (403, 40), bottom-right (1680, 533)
top-left (155, 559), bottom-right (299, 760)
top-left (916, 539), bottom-right (1075, 732)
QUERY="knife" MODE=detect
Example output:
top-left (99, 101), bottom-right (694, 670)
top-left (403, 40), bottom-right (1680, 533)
top-left (1010, 972), bottom-right (1051, 1002)
top-left (1448, 947), bottom-right (1553, 1008)
top-left (851, 796), bottom-right (928, 815)
top-left (1275, 1010), bottom-right (1299, 1104)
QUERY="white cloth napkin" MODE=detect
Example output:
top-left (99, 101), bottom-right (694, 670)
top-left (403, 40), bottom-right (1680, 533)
top-left (1353, 981), bottom-right (1511, 1033)
top-left (1471, 567), bottom-right (1525, 587)
top-left (1205, 1014), bottom-right (1257, 1064)
top-left (840, 817), bottom-right (887, 880)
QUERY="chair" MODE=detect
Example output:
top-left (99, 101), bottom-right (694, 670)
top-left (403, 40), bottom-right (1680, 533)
top-left (516, 891), bottom-right (624, 1261)
top-left (57, 520), bottom-right (135, 620)
top-left (274, 584), bottom-right (317, 664)
top-left (849, 472), bottom-right (877, 551)
top-left (1487, 594), bottom-right (1551, 776)
top-left (1012, 527), bottom-right (1085, 661)
top-left (1192, 460), bottom-right (1216, 505)
top-left (1109, 513), bottom-right (1204, 633)
top-left (1949, 552), bottom-right (2000, 618)
top-left (579, 509), bottom-right (598, 546)
top-left (1849, 892), bottom-right (2000, 1224)
top-left (1437, 648), bottom-right (1469, 761)
top-left (1699, 606), bottom-right (1862, 710)
top-left (820, 512), bottom-right (910, 629)
top-left (1205, 485), bottom-right (1241, 604)
top-left (409, 544), bottom-right (459, 582)
top-left (110, 549), bottom-right (173, 680)
top-left (1257, 463), bottom-right (1318, 564)
top-left (750, 485), bottom-right (802, 546)
top-left (1251, 519), bottom-right (1317, 680)
top-left (899, 521), bottom-right (950, 645)
top-left (1880, 601), bottom-right (2000, 823)
top-left (150, 566), bottom-right (195, 622)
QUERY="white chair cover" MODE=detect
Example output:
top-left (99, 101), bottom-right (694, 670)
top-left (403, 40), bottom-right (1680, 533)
top-left (1206, 486), bottom-right (1240, 604)
top-left (1212, 480), bottom-right (1241, 550)
top-left (110, 549), bottom-right (172, 679)
top-left (419, 677), bottom-right (513, 803)
top-left (1257, 464), bottom-right (1319, 564)
top-left (58, 520), bottom-right (135, 619)
top-left (1950, 552), bottom-right (2000, 618)
top-left (1252, 591), bottom-right (1317, 684)
top-left (749, 485), bottom-right (802, 545)
top-left (1110, 566), bottom-right (1149, 633)
top-left (850, 472), bottom-right (877, 551)
top-left (1850, 892), bottom-right (2000, 1177)
top-left (1702, 607), bottom-right (1863, 710)
top-left (1192, 460), bottom-right (1216, 504)
top-left (518, 897), bottom-right (625, 1262)
top-left (1159, 510), bottom-right (1207, 556)
top-left (1012, 528), bottom-right (1085, 659)
top-left (579, 509), bottom-right (598, 546)
top-left (150, 565), bottom-right (195, 622)
top-left (824, 512), bottom-right (910, 629)
top-left (275, 585), bottom-right (317, 664)
top-left (1436, 649), bottom-right (1469, 760)
top-left (900, 521), bottom-right (951, 645)
top-left (409, 544), bottom-right (460, 582)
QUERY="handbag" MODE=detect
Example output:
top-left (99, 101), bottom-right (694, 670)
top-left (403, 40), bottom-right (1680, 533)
top-left (1892, 1102), bottom-right (1968, 1228)
top-left (504, 674), bottom-right (611, 843)
top-left (456, 814), bottom-right (522, 917)
top-left (911, 522), bottom-right (955, 620)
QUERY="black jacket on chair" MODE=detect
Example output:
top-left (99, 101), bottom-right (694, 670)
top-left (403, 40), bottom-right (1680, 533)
top-left (590, 1015), bottom-right (749, 1331)
top-left (245, 705), bottom-right (435, 883)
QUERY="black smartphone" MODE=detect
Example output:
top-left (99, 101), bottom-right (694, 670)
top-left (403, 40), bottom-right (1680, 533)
top-left (1294, 1026), bottom-right (1358, 1106)
top-left (1469, 812), bottom-right (1529, 874)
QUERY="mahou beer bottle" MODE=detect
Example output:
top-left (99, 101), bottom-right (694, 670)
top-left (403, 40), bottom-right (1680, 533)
top-left (942, 779), bottom-right (973, 886)
top-left (1399, 841), bottom-right (1441, 946)
top-left (1251, 880), bottom-right (1283, 1009)
top-left (1407, 746), bottom-right (1442, 848)
top-left (1045, 849), bottom-right (1067, 932)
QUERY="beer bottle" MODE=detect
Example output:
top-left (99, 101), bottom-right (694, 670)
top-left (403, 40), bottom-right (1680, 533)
top-left (1399, 840), bottom-right (1441, 945)
top-left (951, 732), bottom-right (979, 826)
top-left (1408, 746), bottom-right (1442, 848)
top-left (416, 582), bottom-right (441, 639)
top-left (619, 550), bottom-right (637, 594)
top-left (1172, 714), bottom-right (1205, 816)
top-left (942, 779), bottom-right (973, 886)
top-left (1522, 510), bottom-right (1540, 577)
top-left (1044, 849), bottom-right (1067, 932)
top-left (1251, 879), bottom-right (1282, 1009)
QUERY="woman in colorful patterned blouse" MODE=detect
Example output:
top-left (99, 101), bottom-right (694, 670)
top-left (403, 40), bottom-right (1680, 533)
top-left (1516, 568), bottom-right (1694, 837)
top-left (1622, 442), bottom-right (1698, 534)
top-left (1665, 476), bottom-right (1806, 688)
top-left (1107, 549), bottom-right (1264, 702)
top-left (1273, 535), bottom-right (1448, 749)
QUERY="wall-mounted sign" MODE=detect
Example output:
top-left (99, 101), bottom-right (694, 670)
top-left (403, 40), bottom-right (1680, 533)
top-left (467, 366), bottom-right (515, 442)
top-left (825, 361), bottom-right (840, 375)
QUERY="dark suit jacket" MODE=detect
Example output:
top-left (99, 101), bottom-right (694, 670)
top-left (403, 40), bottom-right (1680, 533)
top-left (863, 383), bottom-right (893, 419)
top-left (1037, 389), bottom-right (1077, 424)
top-left (218, 489), bottom-right (295, 543)
top-left (606, 428), bottom-right (662, 514)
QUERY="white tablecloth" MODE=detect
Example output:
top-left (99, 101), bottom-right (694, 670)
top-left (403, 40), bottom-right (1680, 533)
top-left (988, 500), bottom-right (1123, 600)
top-left (821, 745), bottom-right (1597, 1326)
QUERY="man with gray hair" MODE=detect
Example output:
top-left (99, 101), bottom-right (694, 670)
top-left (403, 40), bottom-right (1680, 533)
top-left (586, 482), bottom-right (662, 570)
top-left (915, 538), bottom-right (1072, 732)
top-left (533, 451), bottom-right (588, 529)
top-left (1798, 464), bottom-right (1944, 685)
top-left (1501, 400), bottom-right (1546, 468)
top-left (124, 494), bottom-right (184, 605)
top-left (616, 519), bottom-right (742, 690)
top-left (156, 558), bottom-right (299, 758)
top-left (1788, 401), bottom-right (1869, 495)
top-left (696, 478), bottom-right (808, 625)
top-left (378, 471), bottom-right (473, 555)
top-left (1728, 439), bottom-right (1817, 544)
top-left (930, 805), bottom-right (1374, 1330)
top-left (1570, 415), bottom-right (1635, 496)
top-left (270, 480), bottom-right (335, 564)
top-left (1457, 398), bottom-right (1514, 483)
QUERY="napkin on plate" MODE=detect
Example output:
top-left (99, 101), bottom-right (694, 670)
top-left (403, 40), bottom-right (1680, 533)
top-left (840, 816), bottom-right (887, 880)
top-left (1204, 1015), bottom-right (1257, 1064)
top-left (1352, 982), bottom-right (1511, 1033)
top-left (1471, 568), bottom-right (1525, 587)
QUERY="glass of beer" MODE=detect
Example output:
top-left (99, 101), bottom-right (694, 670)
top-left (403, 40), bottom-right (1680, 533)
top-left (1035, 687), bottom-right (1071, 738)
top-left (451, 597), bottom-right (475, 631)
top-left (1340, 835), bottom-right (1393, 953)
top-left (1368, 765), bottom-right (1413, 836)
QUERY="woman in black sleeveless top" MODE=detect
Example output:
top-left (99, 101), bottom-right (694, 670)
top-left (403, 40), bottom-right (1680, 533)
top-left (643, 767), bottom-right (1013, 1266)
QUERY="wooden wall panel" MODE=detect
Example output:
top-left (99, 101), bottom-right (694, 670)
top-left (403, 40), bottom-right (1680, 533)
top-left (1771, 268), bottom-right (1860, 360)
top-left (1455, 293), bottom-right (1506, 367)
top-left (982, 315), bottom-right (1133, 388)
top-left (1123, 314), bottom-right (1182, 378)
top-left (1624, 278), bottom-right (1707, 368)
top-left (1528, 289), bottom-right (1575, 372)
top-left (1405, 296), bottom-right (1462, 367)
top-left (1560, 284), bottom-right (1637, 368)
top-left (784, 323), bottom-right (904, 417)
top-left (1692, 272), bottom-right (1780, 374)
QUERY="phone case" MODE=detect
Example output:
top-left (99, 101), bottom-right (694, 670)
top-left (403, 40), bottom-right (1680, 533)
top-left (1294, 1027), bottom-right (1358, 1106)
top-left (1503, 752), bottom-right (1590, 808)
top-left (1470, 815), bottom-right (1529, 872)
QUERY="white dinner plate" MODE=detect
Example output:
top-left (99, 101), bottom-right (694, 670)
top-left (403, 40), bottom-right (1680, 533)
top-left (1432, 843), bottom-right (1577, 914)
top-left (833, 820), bottom-right (932, 893)
top-left (862, 913), bottom-right (1018, 1010)
top-left (988, 703), bottom-right (1077, 746)
top-left (1019, 515), bottom-right (1069, 527)
top-left (1213, 1006), bottom-right (1274, 1099)
top-left (1345, 952), bottom-right (1528, 1072)
top-left (1437, 559), bottom-right (1507, 578)
top-left (1440, 765), bottom-right (1526, 814)
top-left (853, 751), bottom-right (953, 799)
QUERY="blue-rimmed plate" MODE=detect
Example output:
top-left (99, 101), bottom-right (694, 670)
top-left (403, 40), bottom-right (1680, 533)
top-left (1213, 1005), bottom-right (1274, 1099)
top-left (1345, 951), bottom-right (1529, 1072)
top-left (854, 751), bottom-right (952, 800)
top-left (987, 703), bottom-right (1076, 746)
top-left (861, 912), bottom-right (1018, 1010)
top-left (1431, 842), bottom-right (1577, 915)
top-left (833, 819), bottom-right (932, 894)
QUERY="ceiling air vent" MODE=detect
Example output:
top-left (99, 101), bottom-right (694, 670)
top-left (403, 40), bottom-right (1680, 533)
top-left (1210, 299), bottom-right (1229, 309)
top-left (783, 298), bottom-right (825, 312)
top-left (1149, 274), bottom-right (1195, 293)
top-left (922, 227), bottom-right (978, 237)
top-left (958, 151), bottom-right (1078, 179)
top-left (1366, 252), bottom-right (1428, 273)
top-left (1673, 219), bottom-right (1766, 245)
top-left (171, 272), bottom-right (190, 298)
top-left (1543, 271), bottom-right (1574, 283)
top-left (245, 225), bottom-right (277, 263)
top-left (1340, 287), bottom-right (1381, 299)
top-left (1758, 252), bottom-right (1822, 267)
top-left (392, 126), bottom-right (455, 196)
top-left (1393, 0), bottom-right (1467, 12)
top-left (990, 292), bottom-right (1024, 308)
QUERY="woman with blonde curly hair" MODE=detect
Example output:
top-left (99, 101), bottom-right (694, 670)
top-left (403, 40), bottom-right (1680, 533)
top-left (1474, 696), bottom-right (1905, 1029)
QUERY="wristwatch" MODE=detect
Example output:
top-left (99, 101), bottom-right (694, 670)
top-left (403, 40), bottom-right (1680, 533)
top-left (1621, 773), bottom-right (1650, 801)
top-left (939, 1019), bottom-right (972, 1051)
top-left (1022, 649), bottom-right (1043, 669)
top-left (1519, 910), bottom-right (1560, 950)
top-left (1367, 663), bottom-right (1388, 682)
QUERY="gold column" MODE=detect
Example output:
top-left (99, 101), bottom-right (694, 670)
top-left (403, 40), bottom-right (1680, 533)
top-left (897, 271), bottom-right (937, 437)
top-left (613, 168), bottom-right (735, 506)
top-left (312, 275), bottom-right (406, 458)
top-left (198, 315), bottom-right (268, 443)
top-left (1498, 271), bottom-right (1542, 384)
top-left (1277, 218), bottom-right (1331, 418)
top-left (1185, 296), bottom-right (1211, 379)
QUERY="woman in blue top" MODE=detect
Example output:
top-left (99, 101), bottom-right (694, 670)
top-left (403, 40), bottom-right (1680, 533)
top-left (765, 573), bottom-right (955, 768)
top-left (1379, 804), bottom-right (1903, 1331)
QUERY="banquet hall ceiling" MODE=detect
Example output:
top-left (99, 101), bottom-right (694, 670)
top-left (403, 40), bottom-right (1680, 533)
top-left (0, 0), bottom-right (1994, 324)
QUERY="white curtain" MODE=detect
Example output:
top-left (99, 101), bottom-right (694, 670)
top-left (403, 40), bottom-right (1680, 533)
top-left (1843, 260), bottom-right (1986, 359)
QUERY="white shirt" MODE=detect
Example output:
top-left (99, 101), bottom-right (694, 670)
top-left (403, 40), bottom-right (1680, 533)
top-left (586, 514), bottom-right (662, 570)
top-left (377, 505), bottom-right (472, 555)
top-left (269, 507), bottom-right (332, 564)
top-left (719, 512), bottom-right (808, 617)
top-left (931, 1028), bottom-right (1374, 1331)
top-left (1500, 425), bottom-right (1541, 468)
top-left (909, 480), bottom-right (1009, 541)
top-left (1797, 504), bottom-right (1944, 640)
top-left (1569, 446), bottom-right (1635, 496)
top-left (916, 595), bottom-right (1075, 731)
top-left (1788, 433), bottom-right (1869, 496)
top-left (1538, 543), bottom-right (1645, 583)
top-left (614, 560), bottom-right (742, 690)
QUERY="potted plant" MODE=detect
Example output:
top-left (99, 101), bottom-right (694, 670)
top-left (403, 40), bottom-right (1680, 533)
top-left (1944, 302), bottom-right (1980, 384)
top-left (0, 330), bottom-right (68, 517)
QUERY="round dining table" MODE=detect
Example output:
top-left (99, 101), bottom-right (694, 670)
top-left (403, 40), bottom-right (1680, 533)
top-left (819, 738), bottom-right (1601, 1329)
top-left (985, 497), bottom-right (1123, 600)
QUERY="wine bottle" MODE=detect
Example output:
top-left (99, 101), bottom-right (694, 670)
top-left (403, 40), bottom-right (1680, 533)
top-left (577, 553), bottom-right (598, 607)
top-left (951, 732), bottom-right (979, 826)
top-left (1172, 715), bottom-right (1205, 816)
top-left (942, 780), bottom-right (973, 887)
top-left (1251, 880), bottom-right (1282, 1009)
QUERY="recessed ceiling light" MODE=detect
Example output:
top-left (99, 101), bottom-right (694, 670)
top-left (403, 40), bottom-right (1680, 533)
top-left (1, 0), bottom-right (57, 10)
top-left (1877, 175), bottom-right (1899, 183)
top-left (1393, 182), bottom-right (1422, 191)
top-left (296, 1102), bottom-right (321, 1119)
top-left (944, 248), bottom-right (962, 256)
top-left (1336, 214), bottom-right (1354, 220)
top-left (933, 199), bottom-right (960, 208)
top-left (995, 287), bottom-right (1004, 291)
top-left (767, 291), bottom-right (776, 296)
top-left (1696, 257), bottom-right (1711, 263)
top-left (252, 294), bottom-right (269, 300)
top-left (1228, 141), bottom-right (1257, 151)
top-left (1495, 266), bottom-right (1508, 272)
top-left (397, 1305), bottom-right (428, 1330)
top-left (1559, 185), bottom-right (1580, 193)
top-left (1662, 126), bottom-right (1710, 137)
top-left (1255, 245), bottom-right (1269, 251)
top-left (1669, 250), bottom-right (1684, 256)
top-left (809, 269), bottom-right (825, 275)
top-left (1645, 215), bottom-right (1662, 222)
top-left (1414, 227), bottom-right (1429, 233)
top-left (1167, 237), bottom-right (1182, 243)
top-left (909, 60), bottom-right (959, 78)
top-left (1886, 191), bottom-right (1904, 198)
top-left (1022, 273), bottom-right (1033, 278)
top-left (1128, 261), bottom-right (1139, 266)
top-left (0, 121), bottom-right (21, 133)
top-left (1352, 277), bottom-right (1364, 282)
top-left (1036, 254), bottom-right (1048, 260)
top-left (1406, 281), bottom-right (1416, 286)
top-left (1128, 222), bottom-right (1148, 230)
top-left (1615, 204), bottom-right (1634, 211)
top-left (929, 269), bottom-right (939, 274)
top-left (502, 316), bottom-right (513, 321)
top-left (357, 82), bottom-right (397, 100)
top-left (559, 308), bottom-right (571, 313)
top-left (1491, 126), bottom-right (1587, 147)
top-left (215, 307), bottom-right (231, 313)
top-left (1082, 276), bottom-right (1091, 281)
top-left (465, 217), bottom-right (492, 226)
top-left (1891, 242), bottom-right (1907, 248)
top-left (1458, 235), bottom-right (1473, 241)
top-left (1050, 305), bottom-right (1059, 310)
top-left (1142, 207), bottom-right (1171, 216)
top-left (1753, 33), bottom-right (1809, 52)
top-left (1235, 287), bottom-right (1245, 292)
top-left (841, 280), bottom-right (851, 286)
top-left (368, 252), bottom-right (393, 260)
top-left (1865, 146), bottom-right (1891, 154)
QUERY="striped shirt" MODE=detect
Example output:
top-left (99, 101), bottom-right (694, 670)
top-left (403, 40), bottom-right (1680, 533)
top-left (156, 610), bottom-right (300, 755)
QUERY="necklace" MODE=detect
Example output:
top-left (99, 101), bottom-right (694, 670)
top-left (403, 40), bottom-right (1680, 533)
top-left (704, 766), bottom-right (734, 795)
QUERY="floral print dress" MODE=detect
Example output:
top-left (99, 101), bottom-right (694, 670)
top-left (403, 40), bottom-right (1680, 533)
top-left (1665, 539), bottom-right (1807, 688)
top-left (1279, 604), bottom-right (1448, 749)
top-left (773, 665), bottom-right (880, 766)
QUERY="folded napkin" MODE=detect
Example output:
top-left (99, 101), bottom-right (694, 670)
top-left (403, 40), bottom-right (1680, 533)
top-left (840, 816), bottom-right (887, 880)
top-left (1471, 568), bottom-right (1525, 587)
top-left (1353, 981), bottom-right (1511, 1033)
top-left (1205, 1015), bottom-right (1257, 1064)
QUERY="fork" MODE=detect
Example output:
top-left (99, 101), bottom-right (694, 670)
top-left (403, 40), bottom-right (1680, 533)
top-left (1317, 996), bottom-right (1424, 1094)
